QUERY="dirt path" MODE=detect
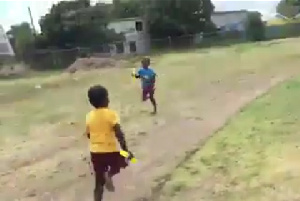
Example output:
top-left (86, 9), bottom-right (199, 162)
top-left (52, 71), bottom-right (299, 201)
top-left (1, 65), bottom-right (299, 201)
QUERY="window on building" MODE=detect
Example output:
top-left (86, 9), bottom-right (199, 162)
top-left (135, 21), bottom-right (143, 31)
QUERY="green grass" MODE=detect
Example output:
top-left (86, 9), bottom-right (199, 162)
top-left (266, 18), bottom-right (300, 26)
top-left (2, 38), bottom-right (300, 200)
top-left (160, 76), bottom-right (300, 201)
top-left (1, 38), bottom-right (300, 149)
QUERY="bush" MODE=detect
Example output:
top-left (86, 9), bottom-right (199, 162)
top-left (246, 12), bottom-right (266, 41)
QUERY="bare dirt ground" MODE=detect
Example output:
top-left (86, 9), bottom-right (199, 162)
top-left (56, 72), bottom-right (299, 201)
top-left (1, 39), bottom-right (300, 201)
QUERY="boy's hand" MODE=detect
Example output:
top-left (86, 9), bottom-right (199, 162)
top-left (83, 132), bottom-right (90, 139)
top-left (128, 151), bottom-right (135, 160)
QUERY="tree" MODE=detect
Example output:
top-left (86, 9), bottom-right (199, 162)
top-left (277, 0), bottom-right (300, 18)
top-left (111, 0), bottom-right (215, 38)
top-left (112, 0), bottom-right (141, 18)
top-left (37, 0), bottom-right (215, 48)
top-left (38, 0), bottom-right (123, 48)
top-left (285, 0), bottom-right (300, 5)
top-left (149, 0), bottom-right (214, 38)
top-left (6, 22), bottom-right (34, 60)
top-left (246, 11), bottom-right (265, 41)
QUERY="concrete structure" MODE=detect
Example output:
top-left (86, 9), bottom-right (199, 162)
top-left (107, 17), bottom-right (150, 55)
top-left (211, 10), bottom-right (249, 32)
top-left (61, 6), bottom-right (150, 55)
top-left (0, 25), bottom-right (15, 58)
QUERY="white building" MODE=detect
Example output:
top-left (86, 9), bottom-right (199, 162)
top-left (211, 10), bottom-right (249, 32)
top-left (0, 25), bottom-right (15, 58)
top-left (107, 17), bottom-right (150, 55)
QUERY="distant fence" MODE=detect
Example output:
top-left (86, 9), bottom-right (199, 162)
top-left (26, 48), bottom-right (79, 70)
top-left (265, 23), bottom-right (300, 40)
top-left (24, 30), bottom-right (247, 70)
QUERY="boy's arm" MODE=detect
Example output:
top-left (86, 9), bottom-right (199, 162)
top-left (84, 126), bottom-right (90, 139)
top-left (133, 69), bottom-right (141, 79)
top-left (112, 113), bottom-right (134, 158)
top-left (85, 113), bottom-right (91, 139)
top-left (151, 71), bottom-right (157, 83)
top-left (113, 124), bottom-right (129, 152)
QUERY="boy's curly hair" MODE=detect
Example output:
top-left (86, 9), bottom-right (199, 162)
top-left (88, 85), bottom-right (108, 108)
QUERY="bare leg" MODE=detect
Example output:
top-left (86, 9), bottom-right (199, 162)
top-left (104, 172), bottom-right (115, 192)
top-left (149, 93), bottom-right (157, 114)
top-left (94, 173), bottom-right (104, 201)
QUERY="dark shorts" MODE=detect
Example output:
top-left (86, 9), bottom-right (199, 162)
top-left (90, 152), bottom-right (128, 186)
top-left (142, 86), bottom-right (155, 101)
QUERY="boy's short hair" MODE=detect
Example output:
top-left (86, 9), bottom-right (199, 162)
top-left (142, 57), bottom-right (150, 64)
top-left (88, 85), bottom-right (108, 108)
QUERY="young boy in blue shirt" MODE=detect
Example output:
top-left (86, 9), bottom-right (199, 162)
top-left (133, 57), bottom-right (157, 114)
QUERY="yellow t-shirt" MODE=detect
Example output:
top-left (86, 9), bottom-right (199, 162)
top-left (86, 108), bottom-right (120, 153)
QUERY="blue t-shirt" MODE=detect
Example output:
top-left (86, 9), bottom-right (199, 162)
top-left (137, 67), bottom-right (156, 89)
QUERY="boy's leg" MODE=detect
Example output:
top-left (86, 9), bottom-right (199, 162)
top-left (149, 89), bottom-right (157, 114)
top-left (91, 153), bottom-right (106, 201)
top-left (142, 89), bottom-right (148, 102)
top-left (105, 152), bottom-right (128, 191)
top-left (94, 173), bottom-right (105, 201)
top-left (104, 171), bottom-right (115, 192)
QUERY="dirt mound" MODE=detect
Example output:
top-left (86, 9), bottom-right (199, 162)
top-left (0, 63), bottom-right (28, 78)
top-left (66, 57), bottom-right (124, 73)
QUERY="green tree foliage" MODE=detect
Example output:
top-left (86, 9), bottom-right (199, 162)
top-left (277, 0), bottom-right (300, 18)
top-left (112, 0), bottom-right (141, 18)
top-left (246, 12), bottom-right (265, 41)
top-left (6, 22), bottom-right (34, 59)
top-left (37, 0), bottom-right (123, 48)
top-left (35, 0), bottom-right (214, 48)
top-left (111, 0), bottom-right (215, 38)
top-left (285, 0), bottom-right (300, 5)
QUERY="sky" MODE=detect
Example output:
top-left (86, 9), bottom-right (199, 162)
top-left (0, 0), bottom-right (281, 32)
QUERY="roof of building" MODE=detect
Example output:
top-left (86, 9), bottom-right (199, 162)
top-left (109, 17), bottom-right (143, 23)
top-left (213, 10), bottom-right (248, 15)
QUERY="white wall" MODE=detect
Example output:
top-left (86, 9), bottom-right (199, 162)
top-left (0, 25), bottom-right (15, 56)
top-left (107, 19), bottom-right (142, 34)
top-left (107, 18), bottom-right (149, 55)
top-left (211, 12), bottom-right (248, 31)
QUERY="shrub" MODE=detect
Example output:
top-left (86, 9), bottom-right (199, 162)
top-left (246, 11), bottom-right (266, 41)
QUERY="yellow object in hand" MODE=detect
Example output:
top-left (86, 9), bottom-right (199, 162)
top-left (120, 150), bottom-right (137, 164)
top-left (132, 68), bottom-right (136, 76)
top-left (131, 68), bottom-right (136, 82)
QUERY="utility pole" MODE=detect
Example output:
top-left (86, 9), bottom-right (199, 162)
top-left (143, 0), bottom-right (152, 54)
top-left (28, 6), bottom-right (37, 37)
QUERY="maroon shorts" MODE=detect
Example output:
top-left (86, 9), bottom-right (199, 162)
top-left (142, 86), bottom-right (155, 101)
top-left (90, 152), bottom-right (128, 185)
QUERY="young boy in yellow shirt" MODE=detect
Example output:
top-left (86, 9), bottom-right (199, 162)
top-left (85, 85), bottom-right (134, 201)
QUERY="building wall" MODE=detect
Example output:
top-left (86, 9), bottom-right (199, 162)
top-left (107, 19), bottom-right (141, 34)
top-left (211, 12), bottom-right (248, 31)
top-left (107, 18), bottom-right (149, 55)
top-left (0, 25), bottom-right (15, 57)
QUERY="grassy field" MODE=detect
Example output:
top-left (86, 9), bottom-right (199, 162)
top-left (159, 73), bottom-right (300, 201)
top-left (1, 38), bottom-right (300, 200)
top-left (0, 40), bottom-right (292, 143)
